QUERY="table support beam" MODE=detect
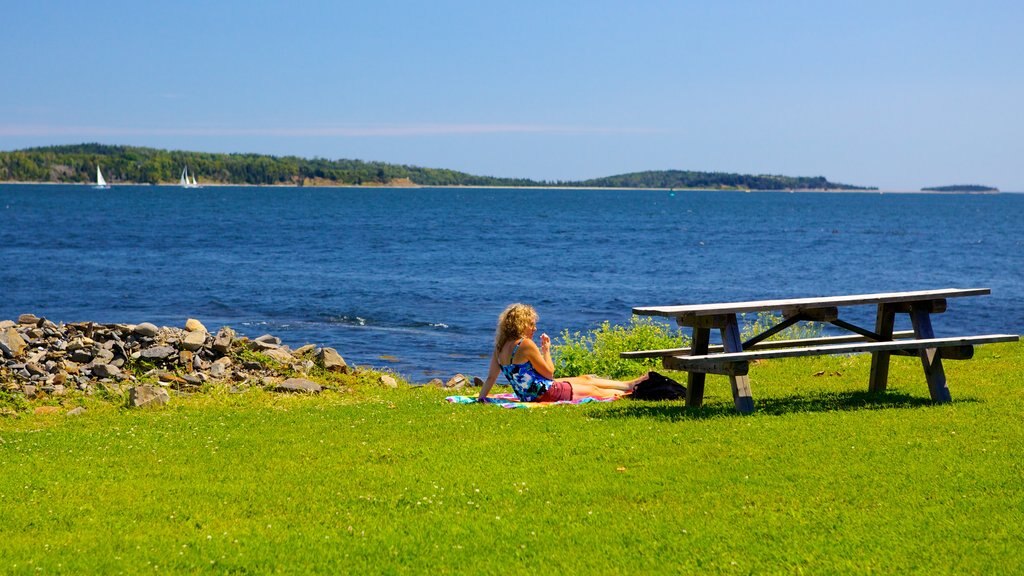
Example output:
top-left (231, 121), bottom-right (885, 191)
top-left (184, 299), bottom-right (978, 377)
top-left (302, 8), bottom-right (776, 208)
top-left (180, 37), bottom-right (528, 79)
top-left (868, 304), bottom-right (896, 393)
top-left (721, 315), bottom-right (755, 414)
top-left (910, 306), bottom-right (951, 403)
top-left (685, 327), bottom-right (710, 407)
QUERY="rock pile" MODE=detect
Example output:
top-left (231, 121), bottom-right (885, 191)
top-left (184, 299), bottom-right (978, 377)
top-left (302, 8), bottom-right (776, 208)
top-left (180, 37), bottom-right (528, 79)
top-left (0, 314), bottom-right (353, 403)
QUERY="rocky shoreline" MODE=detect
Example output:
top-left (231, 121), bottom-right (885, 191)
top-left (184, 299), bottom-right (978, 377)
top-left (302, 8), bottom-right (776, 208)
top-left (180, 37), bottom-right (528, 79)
top-left (1, 314), bottom-right (476, 413)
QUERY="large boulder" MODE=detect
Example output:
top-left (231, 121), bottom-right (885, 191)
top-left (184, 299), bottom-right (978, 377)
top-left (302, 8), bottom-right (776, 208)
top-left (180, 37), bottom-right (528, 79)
top-left (212, 327), bottom-right (235, 353)
top-left (133, 323), bottom-right (160, 338)
top-left (317, 347), bottom-right (347, 372)
top-left (273, 378), bottom-right (322, 394)
top-left (181, 330), bottom-right (207, 352)
top-left (139, 346), bottom-right (176, 361)
top-left (127, 385), bottom-right (170, 408)
top-left (0, 327), bottom-right (27, 357)
top-left (184, 318), bottom-right (207, 333)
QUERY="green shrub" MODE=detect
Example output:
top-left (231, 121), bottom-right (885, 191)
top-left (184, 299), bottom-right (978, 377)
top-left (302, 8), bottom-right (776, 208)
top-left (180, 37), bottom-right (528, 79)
top-left (740, 311), bottom-right (824, 342)
top-left (553, 316), bottom-right (689, 379)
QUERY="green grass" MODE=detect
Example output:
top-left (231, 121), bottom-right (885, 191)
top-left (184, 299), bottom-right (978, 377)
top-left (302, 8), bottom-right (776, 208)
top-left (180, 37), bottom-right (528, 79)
top-left (1, 342), bottom-right (1022, 574)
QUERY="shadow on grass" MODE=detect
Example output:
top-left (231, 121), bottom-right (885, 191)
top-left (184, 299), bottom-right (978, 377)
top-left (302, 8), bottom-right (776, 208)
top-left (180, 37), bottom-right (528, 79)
top-left (594, 390), bottom-right (981, 421)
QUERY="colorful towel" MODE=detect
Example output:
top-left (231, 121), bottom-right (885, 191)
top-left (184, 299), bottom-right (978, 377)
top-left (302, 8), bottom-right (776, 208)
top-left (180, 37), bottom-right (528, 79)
top-left (445, 393), bottom-right (617, 409)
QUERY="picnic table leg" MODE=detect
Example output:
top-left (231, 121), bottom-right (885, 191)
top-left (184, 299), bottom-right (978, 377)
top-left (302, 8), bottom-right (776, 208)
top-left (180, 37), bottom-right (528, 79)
top-left (686, 327), bottom-right (710, 407)
top-left (909, 306), bottom-right (952, 403)
top-left (868, 303), bottom-right (896, 393)
top-left (720, 315), bottom-right (755, 414)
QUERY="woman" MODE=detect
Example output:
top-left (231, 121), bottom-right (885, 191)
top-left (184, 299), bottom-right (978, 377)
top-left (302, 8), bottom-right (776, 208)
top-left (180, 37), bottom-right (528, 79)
top-left (477, 303), bottom-right (648, 402)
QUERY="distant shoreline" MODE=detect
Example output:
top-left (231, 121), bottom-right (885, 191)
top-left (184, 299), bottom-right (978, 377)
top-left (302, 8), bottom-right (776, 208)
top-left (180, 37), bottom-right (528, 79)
top-left (0, 180), bottom-right (1011, 194)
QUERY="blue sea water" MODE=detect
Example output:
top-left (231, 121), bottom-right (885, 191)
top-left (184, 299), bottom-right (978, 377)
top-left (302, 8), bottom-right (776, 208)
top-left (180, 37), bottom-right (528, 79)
top-left (1, 184), bottom-right (1021, 380)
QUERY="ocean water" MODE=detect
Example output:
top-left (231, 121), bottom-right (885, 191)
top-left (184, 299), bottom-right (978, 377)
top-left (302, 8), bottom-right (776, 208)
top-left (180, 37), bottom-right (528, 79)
top-left (1, 185), bottom-right (1021, 380)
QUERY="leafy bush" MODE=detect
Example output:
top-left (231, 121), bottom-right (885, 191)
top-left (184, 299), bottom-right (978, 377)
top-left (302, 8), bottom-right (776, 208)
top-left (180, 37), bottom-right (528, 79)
top-left (740, 312), bottom-right (824, 342)
top-left (553, 316), bottom-right (689, 379)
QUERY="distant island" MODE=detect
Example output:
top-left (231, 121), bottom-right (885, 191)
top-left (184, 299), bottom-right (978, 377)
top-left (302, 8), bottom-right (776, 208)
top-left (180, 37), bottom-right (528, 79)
top-left (920, 185), bottom-right (999, 193)
top-left (0, 143), bottom-right (874, 191)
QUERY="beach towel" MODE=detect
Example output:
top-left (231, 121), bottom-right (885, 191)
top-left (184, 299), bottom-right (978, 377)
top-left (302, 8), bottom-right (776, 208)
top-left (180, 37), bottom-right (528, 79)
top-left (445, 393), bottom-right (617, 409)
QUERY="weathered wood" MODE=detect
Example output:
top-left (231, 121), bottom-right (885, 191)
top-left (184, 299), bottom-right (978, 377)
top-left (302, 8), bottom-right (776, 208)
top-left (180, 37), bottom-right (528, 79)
top-left (674, 314), bottom-right (732, 329)
top-left (620, 330), bottom-right (918, 359)
top-left (868, 303), bottom-right (896, 393)
top-left (890, 345), bottom-right (973, 360)
top-left (663, 334), bottom-right (1018, 365)
top-left (686, 327), bottom-right (710, 407)
top-left (891, 299), bottom-right (947, 314)
top-left (721, 315), bottom-right (755, 414)
top-left (665, 356), bottom-right (749, 376)
top-left (780, 306), bottom-right (839, 321)
top-left (634, 288), bottom-right (990, 318)
top-left (910, 306), bottom-right (951, 403)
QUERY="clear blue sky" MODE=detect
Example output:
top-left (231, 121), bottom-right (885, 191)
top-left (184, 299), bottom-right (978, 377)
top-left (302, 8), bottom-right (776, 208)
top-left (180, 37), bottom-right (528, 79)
top-left (3, 0), bottom-right (1022, 190)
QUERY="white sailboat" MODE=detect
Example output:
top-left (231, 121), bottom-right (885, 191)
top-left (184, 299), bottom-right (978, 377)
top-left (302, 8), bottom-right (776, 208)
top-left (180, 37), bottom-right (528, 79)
top-left (180, 166), bottom-right (200, 189)
top-left (94, 166), bottom-right (111, 189)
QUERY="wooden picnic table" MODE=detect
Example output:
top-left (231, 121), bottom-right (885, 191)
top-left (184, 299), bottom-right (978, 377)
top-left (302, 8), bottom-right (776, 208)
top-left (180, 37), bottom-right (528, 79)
top-left (623, 288), bottom-right (1019, 413)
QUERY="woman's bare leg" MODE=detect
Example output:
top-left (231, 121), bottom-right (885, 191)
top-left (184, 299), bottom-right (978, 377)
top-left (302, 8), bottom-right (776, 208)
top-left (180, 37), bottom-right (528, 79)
top-left (561, 373), bottom-right (649, 394)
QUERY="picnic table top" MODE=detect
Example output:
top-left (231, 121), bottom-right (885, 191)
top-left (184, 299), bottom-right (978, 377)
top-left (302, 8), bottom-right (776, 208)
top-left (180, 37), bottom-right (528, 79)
top-left (633, 288), bottom-right (991, 318)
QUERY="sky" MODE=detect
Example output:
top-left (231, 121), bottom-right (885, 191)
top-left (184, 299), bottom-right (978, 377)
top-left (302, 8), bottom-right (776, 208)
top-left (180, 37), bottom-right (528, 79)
top-left (2, 0), bottom-right (1022, 190)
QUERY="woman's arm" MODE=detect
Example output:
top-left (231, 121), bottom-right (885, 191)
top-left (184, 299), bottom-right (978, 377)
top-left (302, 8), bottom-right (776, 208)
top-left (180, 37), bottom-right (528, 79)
top-left (520, 336), bottom-right (555, 379)
top-left (477, 352), bottom-right (500, 401)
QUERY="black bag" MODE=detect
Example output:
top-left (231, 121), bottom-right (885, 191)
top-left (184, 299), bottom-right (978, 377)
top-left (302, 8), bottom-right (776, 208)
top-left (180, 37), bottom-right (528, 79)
top-left (629, 372), bottom-right (686, 401)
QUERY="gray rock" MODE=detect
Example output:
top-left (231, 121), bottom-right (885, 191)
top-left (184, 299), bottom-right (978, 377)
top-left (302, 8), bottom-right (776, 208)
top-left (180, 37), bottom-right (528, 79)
top-left (66, 406), bottom-right (86, 417)
top-left (181, 330), bottom-right (207, 352)
top-left (426, 378), bottom-right (444, 387)
top-left (182, 374), bottom-right (204, 386)
top-left (273, 378), bottom-right (322, 393)
top-left (91, 364), bottom-right (122, 379)
top-left (0, 320), bottom-right (15, 330)
top-left (139, 346), bottom-right (176, 361)
top-left (92, 348), bottom-right (115, 364)
top-left (127, 385), bottom-right (170, 408)
top-left (133, 323), bottom-right (159, 338)
top-left (209, 362), bottom-right (228, 379)
top-left (25, 362), bottom-right (46, 376)
top-left (264, 347), bottom-right (294, 364)
top-left (255, 334), bottom-right (281, 346)
top-left (293, 344), bottom-right (316, 356)
top-left (70, 349), bottom-right (94, 363)
top-left (22, 384), bottom-right (38, 399)
top-left (212, 327), bottom-right (235, 353)
top-left (317, 347), bottom-right (347, 372)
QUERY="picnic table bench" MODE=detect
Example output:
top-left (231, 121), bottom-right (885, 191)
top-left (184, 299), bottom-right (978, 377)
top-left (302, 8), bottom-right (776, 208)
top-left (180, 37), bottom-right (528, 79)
top-left (621, 288), bottom-right (1019, 413)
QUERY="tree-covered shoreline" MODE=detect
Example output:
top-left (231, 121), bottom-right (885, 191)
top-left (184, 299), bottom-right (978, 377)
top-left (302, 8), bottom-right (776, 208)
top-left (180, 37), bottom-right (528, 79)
top-left (0, 143), bottom-right (873, 190)
top-left (920, 184), bottom-right (999, 193)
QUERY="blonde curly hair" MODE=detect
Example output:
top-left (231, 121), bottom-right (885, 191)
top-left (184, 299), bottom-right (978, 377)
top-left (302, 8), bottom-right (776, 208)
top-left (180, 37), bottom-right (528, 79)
top-left (494, 303), bottom-right (538, 353)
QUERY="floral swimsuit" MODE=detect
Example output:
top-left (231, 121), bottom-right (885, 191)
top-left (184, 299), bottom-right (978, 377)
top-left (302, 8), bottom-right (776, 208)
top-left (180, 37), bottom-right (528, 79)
top-left (500, 338), bottom-right (553, 402)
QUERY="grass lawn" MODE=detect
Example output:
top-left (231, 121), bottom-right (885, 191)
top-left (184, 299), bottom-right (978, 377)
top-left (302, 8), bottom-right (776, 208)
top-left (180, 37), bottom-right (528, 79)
top-left (1, 343), bottom-right (1022, 574)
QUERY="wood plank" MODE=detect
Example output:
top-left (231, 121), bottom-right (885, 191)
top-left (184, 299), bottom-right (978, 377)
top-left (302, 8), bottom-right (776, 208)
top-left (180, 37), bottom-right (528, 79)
top-left (890, 345), bottom-right (974, 360)
top-left (620, 330), bottom-right (918, 359)
top-left (665, 356), bottom-right (749, 375)
top-left (664, 334), bottom-right (1018, 365)
top-left (722, 315), bottom-right (755, 414)
top-left (633, 288), bottom-right (990, 318)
